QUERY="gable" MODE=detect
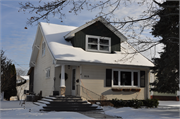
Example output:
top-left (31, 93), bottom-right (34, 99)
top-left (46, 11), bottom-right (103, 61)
top-left (71, 21), bottom-right (120, 52)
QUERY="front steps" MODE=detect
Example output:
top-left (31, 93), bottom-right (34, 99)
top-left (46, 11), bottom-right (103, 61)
top-left (38, 95), bottom-right (102, 111)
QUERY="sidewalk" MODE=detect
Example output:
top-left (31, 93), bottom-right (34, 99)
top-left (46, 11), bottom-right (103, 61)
top-left (158, 101), bottom-right (180, 109)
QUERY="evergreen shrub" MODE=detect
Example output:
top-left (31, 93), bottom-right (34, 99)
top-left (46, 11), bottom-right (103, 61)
top-left (111, 98), bottom-right (159, 108)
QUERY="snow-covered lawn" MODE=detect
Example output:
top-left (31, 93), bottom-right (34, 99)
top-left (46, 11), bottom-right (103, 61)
top-left (103, 101), bottom-right (180, 119)
top-left (0, 101), bottom-right (93, 119)
top-left (0, 101), bottom-right (180, 119)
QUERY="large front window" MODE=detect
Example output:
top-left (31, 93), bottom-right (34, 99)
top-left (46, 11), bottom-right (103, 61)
top-left (86, 35), bottom-right (111, 52)
top-left (112, 70), bottom-right (140, 87)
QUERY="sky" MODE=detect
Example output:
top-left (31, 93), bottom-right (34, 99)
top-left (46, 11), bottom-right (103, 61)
top-left (0, 0), bottom-right (164, 72)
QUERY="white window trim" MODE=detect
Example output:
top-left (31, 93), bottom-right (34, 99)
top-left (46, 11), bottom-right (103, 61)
top-left (86, 35), bottom-right (111, 53)
top-left (112, 69), bottom-right (140, 87)
top-left (45, 68), bottom-right (51, 79)
top-left (42, 41), bottom-right (46, 57)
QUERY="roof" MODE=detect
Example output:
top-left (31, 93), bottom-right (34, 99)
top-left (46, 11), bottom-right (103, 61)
top-left (20, 76), bottom-right (29, 80)
top-left (30, 18), bottom-right (154, 67)
top-left (64, 17), bottom-right (127, 42)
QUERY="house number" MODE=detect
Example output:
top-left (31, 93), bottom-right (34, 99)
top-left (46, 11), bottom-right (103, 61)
top-left (84, 75), bottom-right (89, 78)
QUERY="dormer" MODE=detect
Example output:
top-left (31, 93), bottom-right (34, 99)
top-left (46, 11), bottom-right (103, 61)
top-left (65, 17), bottom-right (127, 53)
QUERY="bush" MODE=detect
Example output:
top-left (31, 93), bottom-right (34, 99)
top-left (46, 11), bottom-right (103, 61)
top-left (111, 98), bottom-right (158, 108)
top-left (143, 99), bottom-right (159, 108)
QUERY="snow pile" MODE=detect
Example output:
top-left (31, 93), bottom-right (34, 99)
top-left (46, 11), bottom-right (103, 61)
top-left (91, 104), bottom-right (102, 110)
top-left (103, 106), bottom-right (180, 119)
top-left (0, 101), bottom-right (93, 119)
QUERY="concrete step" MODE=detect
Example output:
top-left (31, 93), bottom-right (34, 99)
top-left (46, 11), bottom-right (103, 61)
top-left (43, 106), bottom-right (98, 110)
top-left (42, 98), bottom-right (53, 102)
top-left (40, 108), bottom-right (102, 111)
top-left (52, 99), bottom-right (82, 102)
top-left (46, 103), bottom-right (92, 107)
top-left (38, 100), bottom-right (50, 104)
top-left (49, 101), bottom-right (87, 104)
top-left (39, 96), bottom-right (101, 112)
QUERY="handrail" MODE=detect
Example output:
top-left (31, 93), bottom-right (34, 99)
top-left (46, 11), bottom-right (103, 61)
top-left (80, 80), bottom-right (100, 100)
top-left (77, 81), bottom-right (107, 101)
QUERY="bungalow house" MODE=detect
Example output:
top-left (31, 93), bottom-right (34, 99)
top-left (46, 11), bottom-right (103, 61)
top-left (28, 17), bottom-right (154, 100)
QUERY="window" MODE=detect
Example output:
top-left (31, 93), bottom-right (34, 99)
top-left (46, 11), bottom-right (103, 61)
top-left (112, 69), bottom-right (140, 87)
top-left (86, 35), bottom-right (111, 52)
top-left (42, 42), bottom-right (46, 56)
top-left (46, 68), bottom-right (50, 78)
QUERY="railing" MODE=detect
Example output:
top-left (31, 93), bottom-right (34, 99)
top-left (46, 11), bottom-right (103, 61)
top-left (76, 85), bottom-right (107, 101)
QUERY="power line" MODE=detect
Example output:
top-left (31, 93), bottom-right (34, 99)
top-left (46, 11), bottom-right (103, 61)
top-left (11, 60), bottom-right (29, 70)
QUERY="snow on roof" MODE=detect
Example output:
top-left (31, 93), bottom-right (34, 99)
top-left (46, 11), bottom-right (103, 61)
top-left (20, 76), bottom-right (29, 80)
top-left (39, 22), bottom-right (154, 67)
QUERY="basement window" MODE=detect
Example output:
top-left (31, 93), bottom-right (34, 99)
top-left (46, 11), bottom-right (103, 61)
top-left (86, 35), bottom-right (111, 53)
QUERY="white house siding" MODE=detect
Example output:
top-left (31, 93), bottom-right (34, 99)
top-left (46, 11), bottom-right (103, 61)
top-left (33, 37), bottom-right (54, 97)
top-left (80, 65), bottom-right (150, 100)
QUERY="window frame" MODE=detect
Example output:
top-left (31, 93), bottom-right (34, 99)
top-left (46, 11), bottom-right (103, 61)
top-left (112, 69), bottom-right (140, 87)
top-left (42, 41), bottom-right (46, 57)
top-left (45, 68), bottom-right (51, 79)
top-left (86, 35), bottom-right (111, 53)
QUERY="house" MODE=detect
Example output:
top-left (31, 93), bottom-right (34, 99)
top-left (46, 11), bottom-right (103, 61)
top-left (10, 75), bottom-right (29, 100)
top-left (16, 76), bottom-right (29, 100)
top-left (28, 17), bottom-right (154, 100)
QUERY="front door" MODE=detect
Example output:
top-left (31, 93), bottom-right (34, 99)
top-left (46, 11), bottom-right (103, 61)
top-left (71, 68), bottom-right (76, 96)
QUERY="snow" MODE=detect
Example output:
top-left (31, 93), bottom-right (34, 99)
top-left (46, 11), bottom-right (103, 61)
top-left (44, 96), bottom-right (56, 99)
top-left (42, 98), bottom-right (53, 101)
top-left (38, 100), bottom-right (50, 104)
top-left (20, 76), bottom-right (29, 80)
top-left (1, 100), bottom-right (180, 119)
top-left (159, 101), bottom-right (180, 107)
top-left (0, 101), bottom-right (93, 119)
top-left (103, 101), bottom-right (180, 119)
top-left (39, 22), bottom-right (154, 67)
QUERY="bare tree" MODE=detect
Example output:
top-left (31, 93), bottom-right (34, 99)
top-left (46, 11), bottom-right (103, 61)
top-left (19, 0), bottom-right (178, 55)
top-left (16, 68), bottom-right (27, 76)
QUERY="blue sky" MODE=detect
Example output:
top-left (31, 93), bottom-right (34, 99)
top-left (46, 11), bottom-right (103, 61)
top-left (1, 0), bottom-right (164, 72)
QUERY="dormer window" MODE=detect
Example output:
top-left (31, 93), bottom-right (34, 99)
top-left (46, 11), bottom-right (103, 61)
top-left (86, 35), bottom-right (111, 53)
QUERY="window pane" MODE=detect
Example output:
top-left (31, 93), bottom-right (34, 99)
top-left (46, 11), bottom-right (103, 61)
top-left (121, 71), bottom-right (131, 86)
top-left (134, 72), bottom-right (138, 86)
top-left (113, 71), bottom-right (118, 85)
top-left (100, 39), bottom-right (109, 45)
top-left (88, 44), bottom-right (98, 50)
top-left (140, 71), bottom-right (145, 87)
top-left (100, 45), bottom-right (109, 51)
top-left (88, 37), bottom-right (98, 44)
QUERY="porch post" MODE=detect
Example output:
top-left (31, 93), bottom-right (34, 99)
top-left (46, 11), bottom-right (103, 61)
top-left (60, 64), bottom-right (66, 96)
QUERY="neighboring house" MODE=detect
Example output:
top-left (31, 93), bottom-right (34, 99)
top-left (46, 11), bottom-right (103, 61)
top-left (16, 76), bottom-right (29, 100)
top-left (150, 73), bottom-right (178, 101)
top-left (28, 17), bottom-right (154, 100)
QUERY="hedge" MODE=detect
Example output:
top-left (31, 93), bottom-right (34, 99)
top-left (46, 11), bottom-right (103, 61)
top-left (111, 98), bottom-right (159, 108)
